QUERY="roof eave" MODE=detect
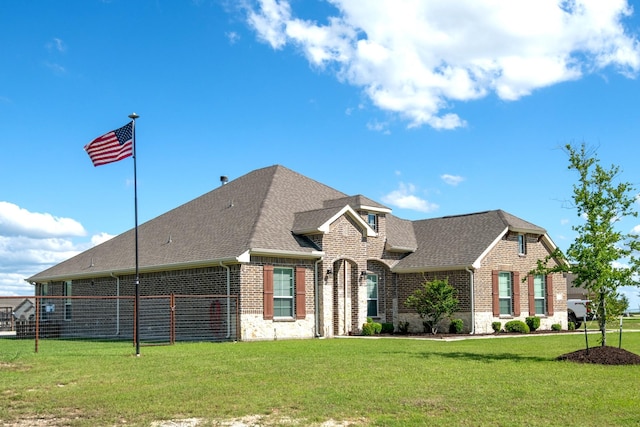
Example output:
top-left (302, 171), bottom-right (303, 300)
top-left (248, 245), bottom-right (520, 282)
top-left (385, 244), bottom-right (417, 253)
top-left (392, 264), bottom-right (475, 274)
top-left (358, 204), bottom-right (392, 214)
top-left (26, 255), bottom-right (250, 284)
top-left (249, 248), bottom-right (326, 259)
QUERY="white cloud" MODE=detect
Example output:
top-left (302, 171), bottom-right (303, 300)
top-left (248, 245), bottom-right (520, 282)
top-left (46, 37), bottom-right (66, 53)
top-left (632, 224), bottom-right (640, 234)
top-left (226, 31), bottom-right (241, 44)
top-left (0, 202), bottom-right (86, 238)
top-left (0, 202), bottom-right (110, 296)
top-left (44, 62), bottom-right (66, 74)
top-left (381, 182), bottom-right (439, 213)
top-left (366, 120), bottom-right (389, 133)
top-left (91, 232), bottom-right (115, 246)
top-left (245, 0), bottom-right (640, 129)
top-left (441, 174), bottom-right (464, 186)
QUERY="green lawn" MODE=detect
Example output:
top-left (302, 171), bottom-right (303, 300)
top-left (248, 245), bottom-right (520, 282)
top-left (1, 332), bottom-right (639, 426)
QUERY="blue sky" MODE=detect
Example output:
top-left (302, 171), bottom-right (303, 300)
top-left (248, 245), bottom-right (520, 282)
top-left (1, 0), bottom-right (640, 309)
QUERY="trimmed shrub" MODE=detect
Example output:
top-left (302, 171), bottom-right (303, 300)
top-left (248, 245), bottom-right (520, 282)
top-left (381, 323), bottom-right (394, 334)
top-left (449, 319), bottom-right (464, 334)
top-left (568, 321), bottom-right (576, 331)
top-left (525, 316), bottom-right (540, 332)
top-left (491, 321), bottom-right (502, 333)
top-left (362, 322), bottom-right (375, 336)
top-left (398, 321), bottom-right (410, 334)
top-left (551, 323), bottom-right (562, 331)
top-left (362, 318), bottom-right (382, 336)
top-left (373, 322), bottom-right (382, 334)
top-left (504, 320), bottom-right (530, 334)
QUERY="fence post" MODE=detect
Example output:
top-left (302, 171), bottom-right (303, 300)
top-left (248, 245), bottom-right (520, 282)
top-left (170, 293), bottom-right (175, 345)
top-left (34, 296), bottom-right (40, 353)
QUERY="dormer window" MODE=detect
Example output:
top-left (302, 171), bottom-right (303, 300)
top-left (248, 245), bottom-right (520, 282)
top-left (518, 234), bottom-right (526, 255)
top-left (367, 213), bottom-right (377, 231)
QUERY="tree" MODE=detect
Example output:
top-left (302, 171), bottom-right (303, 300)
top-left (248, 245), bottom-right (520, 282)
top-left (405, 278), bottom-right (459, 334)
top-left (532, 143), bottom-right (640, 346)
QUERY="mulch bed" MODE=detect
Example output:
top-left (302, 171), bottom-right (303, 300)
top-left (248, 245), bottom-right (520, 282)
top-left (556, 346), bottom-right (640, 365)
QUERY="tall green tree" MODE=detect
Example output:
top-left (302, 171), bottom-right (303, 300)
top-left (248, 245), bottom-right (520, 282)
top-left (532, 143), bottom-right (640, 346)
top-left (405, 278), bottom-right (459, 334)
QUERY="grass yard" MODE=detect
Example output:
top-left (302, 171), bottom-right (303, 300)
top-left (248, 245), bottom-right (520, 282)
top-left (1, 332), bottom-right (639, 426)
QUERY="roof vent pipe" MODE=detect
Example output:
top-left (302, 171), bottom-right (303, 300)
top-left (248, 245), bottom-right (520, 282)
top-left (220, 175), bottom-right (228, 185)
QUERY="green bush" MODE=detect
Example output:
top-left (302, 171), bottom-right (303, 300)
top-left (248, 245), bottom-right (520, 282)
top-left (381, 323), bottom-right (394, 334)
top-left (373, 322), bottom-right (382, 334)
top-left (525, 316), bottom-right (540, 332)
top-left (398, 321), bottom-right (410, 334)
top-left (504, 320), bottom-right (530, 334)
top-left (568, 321), bottom-right (575, 331)
top-left (449, 319), bottom-right (464, 334)
top-left (551, 323), bottom-right (562, 331)
top-left (362, 322), bottom-right (375, 336)
top-left (491, 321), bottom-right (502, 333)
top-left (362, 318), bottom-right (382, 336)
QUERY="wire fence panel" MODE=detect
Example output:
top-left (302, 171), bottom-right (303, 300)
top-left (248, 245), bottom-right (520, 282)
top-left (0, 294), bottom-right (238, 352)
top-left (138, 296), bottom-right (171, 344)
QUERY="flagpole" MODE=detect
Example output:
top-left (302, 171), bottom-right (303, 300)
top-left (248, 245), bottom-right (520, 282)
top-left (128, 112), bottom-right (141, 357)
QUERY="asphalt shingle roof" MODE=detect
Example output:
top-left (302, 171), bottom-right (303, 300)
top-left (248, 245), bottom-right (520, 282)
top-left (393, 210), bottom-right (546, 272)
top-left (28, 165), bottom-right (346, 281)
top-left (27, 166), bottom-right (549, 282)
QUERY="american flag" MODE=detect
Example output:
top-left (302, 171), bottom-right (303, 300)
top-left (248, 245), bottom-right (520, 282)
top-left (84, 122), bottom-right (133, 167)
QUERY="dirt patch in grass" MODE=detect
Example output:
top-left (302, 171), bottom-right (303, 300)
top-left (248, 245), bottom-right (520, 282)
top-left (557, 346), bottom-right (640, 365)
top-left (152, 416), bottom-right (367, 427)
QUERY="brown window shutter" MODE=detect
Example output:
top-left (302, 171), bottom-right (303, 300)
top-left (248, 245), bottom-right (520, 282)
top-left (513, 272), bottom-right (520, 316)
top-left (295, 266), bottom-right (306, 319)
top-left (263, 265), bottom-right (274, 320)
top-left (546, 274), bottom-right (554, 315)
top-left (492, 270), bottom-right (500, 316)
top-left (528, 275), bottom-right (535, 315)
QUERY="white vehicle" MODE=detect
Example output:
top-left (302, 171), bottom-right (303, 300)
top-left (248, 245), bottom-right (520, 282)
top-left (567, 299), bottom-right (594, 328)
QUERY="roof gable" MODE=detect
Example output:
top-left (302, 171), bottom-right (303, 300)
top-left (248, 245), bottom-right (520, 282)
top-left (292, 205), bottom-right (376, 237)
top-left (393, 210), bottom-right (547, 272)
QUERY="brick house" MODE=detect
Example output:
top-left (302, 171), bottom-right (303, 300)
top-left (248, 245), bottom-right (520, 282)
top-left (27, 165), bottom-right (567, 340)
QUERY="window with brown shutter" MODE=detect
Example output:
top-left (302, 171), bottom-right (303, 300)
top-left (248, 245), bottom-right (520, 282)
top-left (263, 265), bottom-right (274, 320)
top-left (492, 270), bottom-right (500, 316)
top-left (513, 272), bottom-right (520, 316)
top-left (546, 274), bottom-right (554, 315)
top-left (295, 266), bottom-right (306, 319)
top-left (528, 275), bottom-right (535, 315)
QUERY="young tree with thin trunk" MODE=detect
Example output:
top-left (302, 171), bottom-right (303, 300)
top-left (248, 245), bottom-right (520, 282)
top-left (532, 143), bottom-right (640, 346)
top-left (405, 278), bottom-right (459, 334)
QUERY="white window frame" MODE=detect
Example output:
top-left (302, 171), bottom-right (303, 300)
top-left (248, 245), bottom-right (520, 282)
top-left (499, 272), bottom-right (513, 315)
top-left (273, 267), bottom-right (294, 318)
top-left (366, 273), bottom-right (378, 317)
top-left (367, 213), bottom-right (377, 232)
top-left (534, 274), bottom-right (546, 315)
top-left (518, 234), bottom-right (526, 255)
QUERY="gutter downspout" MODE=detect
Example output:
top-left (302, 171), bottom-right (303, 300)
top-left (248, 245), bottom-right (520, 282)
top-left (219, 262), bottom-right (231, 339)
top-left (110, 273), bottom-right (120, 335)
top-left (314, 258), bottom-right (322, 337)
top-left (465, 267), bottom-right (475, 334)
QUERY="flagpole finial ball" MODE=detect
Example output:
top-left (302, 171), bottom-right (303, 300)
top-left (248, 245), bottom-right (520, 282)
top-left (128, 112), bottom-right (140, 120)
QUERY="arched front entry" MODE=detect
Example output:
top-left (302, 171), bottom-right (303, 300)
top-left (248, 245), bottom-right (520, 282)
top-left (330, 259), bottom-right (361, 336)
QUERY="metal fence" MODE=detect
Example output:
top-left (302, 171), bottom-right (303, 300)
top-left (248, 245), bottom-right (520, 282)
top-left (0, 295), bottom-right (238, 352)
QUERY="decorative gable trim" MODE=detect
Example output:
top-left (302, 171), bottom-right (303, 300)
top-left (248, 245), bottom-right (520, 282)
top-left (473, 227), bottom-right (509, 269)
top-left (292, 205), bottom-right (377, 237)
